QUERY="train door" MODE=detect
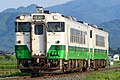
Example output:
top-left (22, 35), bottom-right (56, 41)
top-left (87, 28), bottom-right (93, 68)
top-left (89, 29), bottom-right (93, 59)
top-left (31, 23), bottom-right (46, 56)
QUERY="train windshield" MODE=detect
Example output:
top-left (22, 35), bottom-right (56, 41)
top-left (47, 22), bottom-right (65, 32)
top-left (15, 22), bottom-right (31, 32)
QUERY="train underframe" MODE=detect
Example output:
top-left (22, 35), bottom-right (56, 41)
top-left (17, 57), bottom-right (107, 76)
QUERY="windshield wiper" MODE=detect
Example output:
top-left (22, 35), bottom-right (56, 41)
top-left (19, 25), bottom-right (23, 32)
top-left (49, 27), bottom-right (55, 34)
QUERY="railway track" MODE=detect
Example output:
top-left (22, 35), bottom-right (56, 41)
top-left (1, 66), bottom-right (120, 80)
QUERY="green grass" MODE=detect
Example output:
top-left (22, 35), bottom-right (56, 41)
top-left (77, 61), bottom-right (120, 80)
top-left (113, 61), bottom-right (120, 66)
top-left (0, 60), bottom-right (17, 69)
top-left (0, 59), bottom-right (17, 65)
top-left (0, 65), bottom-right (17, 69)
top-left (0, 69), bottom-right (20, 77)
top-left (80, 69), bottom-right (120, 80)
top-left (0, 59), bottom-right (19, 77)
top-left (0, 71), bottom-right (30, 78)
top-left (0, 58), bottom-right (31, 77)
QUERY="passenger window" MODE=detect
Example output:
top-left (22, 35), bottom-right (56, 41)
top-left (35, 24), bottom-right (43, 35)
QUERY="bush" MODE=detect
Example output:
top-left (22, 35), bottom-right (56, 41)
top-left (0, 56), bottom-right (5, 60)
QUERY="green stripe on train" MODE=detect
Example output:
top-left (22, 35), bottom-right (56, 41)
top-left (47, 45), bottom-right (66, 59)
top-left (47, 45), bottom-right (90, 59)
top-left (47, 45), bottom-right (108, 60)
top-left (67, 46), bottom-right (89, 59)
top-left (15, 45), bottom-right (31, 59)
top-left (68, 48), bottom-right (107, 60)
top-left (94, 49), bottom-right (108, 59)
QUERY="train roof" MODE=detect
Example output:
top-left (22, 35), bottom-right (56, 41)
top-left (16, 6), bottom-right (107, 32)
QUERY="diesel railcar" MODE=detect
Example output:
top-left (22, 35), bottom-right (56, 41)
top-left (15, 7), bottom-right (108, 75)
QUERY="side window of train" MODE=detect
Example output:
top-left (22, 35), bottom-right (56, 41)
top-left (35, 24), bottom-right (43, 35)
top-left (70, 28), bottom-right (87, 44)
top-left (90, 30), bottom-right (92, 38)
top-left (96, 34), bottom-right (105, 47)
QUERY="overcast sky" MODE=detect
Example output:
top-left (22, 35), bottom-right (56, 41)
top-left (0, 0), bottom-right (72, 12)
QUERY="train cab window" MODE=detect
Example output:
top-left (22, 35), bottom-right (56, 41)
top-left (47, 22), bottom-right (65, 32)
top-left (15, 22), bottom-right (31, 32)
top-left (35, 24), bottom-right (44, 35)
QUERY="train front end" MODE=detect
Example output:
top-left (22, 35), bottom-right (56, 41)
top-left (15, 8), bottom-right (48, 74)
top-left (15, 7), bottom-right (66, 74)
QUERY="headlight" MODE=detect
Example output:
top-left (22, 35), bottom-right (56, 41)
top-left (53, 15), bottom-right (58, 20)
top-left (20, 15), bottom-right (25, 20)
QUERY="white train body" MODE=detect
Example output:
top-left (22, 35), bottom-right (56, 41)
top-left (15, 7), bottom-right (108, 74)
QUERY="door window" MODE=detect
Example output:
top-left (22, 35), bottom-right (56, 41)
top-left (35, 24), bottom-right (44, 35)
